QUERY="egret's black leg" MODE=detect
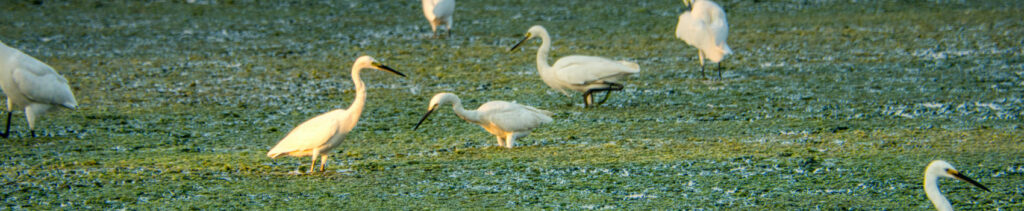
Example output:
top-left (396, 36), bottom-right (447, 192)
top-left (582, 91), bottom-right (594, 108)
top-left (596, 83), bottom-right (625, 105)
top-left (700, 63), bottom-right (706, 79)
top-left (0, 111), bottom-right (11, 138)
top-left (717, 62), bottom-right (723, 80)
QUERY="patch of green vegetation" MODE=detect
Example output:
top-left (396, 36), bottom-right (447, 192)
top-left (1, 0), bottom-right (1022, 209)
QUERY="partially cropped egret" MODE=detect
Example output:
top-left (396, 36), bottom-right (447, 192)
top-left (676, 0), bottom-right (731, 79)
top-left (0, 41), bottom-right (77, 138)
top-left (422, 0), bottom-right (455, 38)
top-left (267, 56), bottom-right (405, 172)
top-left (509, 25), bottom-right (640, 107)
top-left (414, 93), bottom-right (553, 148)
top-left (923, 160), bottom-right (990, 211)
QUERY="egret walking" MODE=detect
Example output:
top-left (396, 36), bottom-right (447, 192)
top-left (414, 93), bottom-right (553, 148)
top-left (267, 56), bottom-right (405, 172)
top-left (0, 41), bottom-right (77, 138)
top-left (422, 0), bottom-right (455, 38)
top-left (676, 0), bottom-right (731, 79)
top-left (509, 25), bottom-right (640, 107)
top-left (923, 160), bottom-right (990, 211)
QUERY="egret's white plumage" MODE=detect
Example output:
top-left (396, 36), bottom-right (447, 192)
top-left (676, 0), bottom-right (731, 79)
top-left (923, 160), bottom-right (990, 211)
top-left (414, 93), bottom-right (553, 148)
top-left (422, 0), bottom-right (455, 38)
top-left (509, 25), bottom-right (640, 107)
top-left (0, 41), bottom-right (77, 138)
top-left (267, 56), bottom-right (405, 172)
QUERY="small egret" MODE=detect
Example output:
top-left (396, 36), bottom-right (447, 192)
top-left (0, 41), bottom-right (77, 138)
top-left (676, 0), bottom-right (731, 79)
top-left (267, 56), bottom-right (405, 172)
top-left (509, 25), bottom-right (640, 107)
top-left (422, 0), bottom-right (455, 38)
top-left (414, 93), bottom-right (553, 148)
top-left (923, 160), bottom-right (990, 211)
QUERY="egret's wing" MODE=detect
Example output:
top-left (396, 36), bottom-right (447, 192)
top-left (676, 11), bottom-right (711, 48)
top-left (479, 101), bottom-right (553, 132)
top-left (551, 56), bottom-right (640, 85)
top-left (422, 0), bottom-right (438, 20)
top-left (267, 109), bottom-right (346, 157)
top-left (11, 53), bottom-right (77, 109)
top-left (704, 2), bottom-right (730, 51)
top-left (433, 0), bottom-right (455, 18)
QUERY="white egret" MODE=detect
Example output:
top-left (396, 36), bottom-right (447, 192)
top-left (267, 56), bottom-right (405, 172)
top-left (422, 0), bottom-right (455, 38)
top-left (923, 160), bottom-right (990, 211)
top-left (676, 0), bottom-right (731, 79)
top-left (509, 25), bottom-right (640, 107)
top-left (414, 93), bottom-right (553, 148)
top-left (0, 41), bottom-right (77, 138)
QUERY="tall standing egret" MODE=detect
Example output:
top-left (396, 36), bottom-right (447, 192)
top-left (0, 41), bottom-right (77, 138)
top-left (676, 0), bottom-right (731, 79)
top-left (267, 56), bottom-right (405, 173)
top-left (422, 0), bottom-right (455, 38)
top-left (414, 93), bottom-right (553, 149)
top-left (923, 160), bottom-right (990, 211)
top-left (509, 25), bottom-right (640, 107)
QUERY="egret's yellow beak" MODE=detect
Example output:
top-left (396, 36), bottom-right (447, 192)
top-left (509, 33), bottom-right (533, 52)
top-left (413, 105), bottom-right (438, 130)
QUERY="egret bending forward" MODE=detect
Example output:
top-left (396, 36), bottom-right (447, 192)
top-left (422, 0), bottom-right (455, 38)
top-left (509, 25), bottom-right (640, 107)
top-left (0, 41), bottom-right (77, 138)
top-left (267, 56), bottom-right (405, 172)
top-left (923, 160), bottom-right (990, 211)
top-left (676, 0), bottom-right (731, 79)
top-left (414, 93), bottom-right (553, 148)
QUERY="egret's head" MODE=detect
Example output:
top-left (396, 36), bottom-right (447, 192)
top-left (510, 25), bottom-right (548, 52)
top-left (415, 93), bottom-right (459, 130)
top-left (926, 160), bottom-right (991, 192)
top-left (354, 55), bottom-right (405, 77)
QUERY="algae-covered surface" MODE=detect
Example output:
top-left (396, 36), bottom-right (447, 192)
top-left (1, 0), bottom-right (1022, 209)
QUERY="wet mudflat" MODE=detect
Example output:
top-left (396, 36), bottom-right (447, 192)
top-left (0, 0), bottom-right (1021, 209)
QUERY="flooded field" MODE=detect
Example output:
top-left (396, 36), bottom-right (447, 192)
top-left (1, 0), bottom-right (1022, 209)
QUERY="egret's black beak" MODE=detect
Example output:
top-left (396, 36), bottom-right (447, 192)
top-left (509, 36), bottom-right (531, 52)
top-left (376, 64), bottom-right (406, 77)
top-left (949, 169), bottom-right (991, 192)
top-left (413, 107), bottom-right (437, 130)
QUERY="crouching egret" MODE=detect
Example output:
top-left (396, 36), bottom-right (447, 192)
top-left (924, 160), bottom-right (990, 211)
top-left (0, 41), bottom-right (77, 138)
top-left (267, 56), bottom-right (405, 173)
top-left (676, 0), bottom-right (731, 79)
top-left (422, 0), bottom-right (455, 38)
top-left (413, 93), bottom-right (553, 148)
top-left (509, 25), bottom-right (640, 107)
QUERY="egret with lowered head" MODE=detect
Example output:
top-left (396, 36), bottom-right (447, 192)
top-left (0, 41), bottom-right (77, 138)
top-left (414, 93), bottom-right (553, 148)
top-left (676, 0), bottom-right (731, 79)
top-left (267, 56), bottom-right (405, 173)
top-left (509, 25), bottom-right (640, 107)
top-left (923, 160), bottom-right (990, 211)
top-left (422, 0), bottom-right (455, 38)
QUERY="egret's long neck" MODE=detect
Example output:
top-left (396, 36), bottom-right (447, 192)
top-left (924, 173), bottom-right (953, 211)
top-left (450, 100), bottom-right (482, 124)
top-left (535, 30), bottom-right (553, 73)
top-left (347, 68), bottom-right (367, 127)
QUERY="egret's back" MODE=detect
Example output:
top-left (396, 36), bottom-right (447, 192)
top-left (676, 0), bottom-right (731, 63)
top-left (267, 109), bottom-right (350, 158)
top-left (0, 42), bottom-right (77, 110)
top-left (551, 55), bottom-right (640, 86)
top-left (478, 101), bottom-right (553, 133)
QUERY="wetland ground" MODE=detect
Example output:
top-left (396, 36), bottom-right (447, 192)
top-left (1, 0), bottom-right (1022, 209)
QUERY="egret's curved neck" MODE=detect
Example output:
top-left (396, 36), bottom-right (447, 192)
top-left (535, 30), bottom-right (553, 73)
top-left (347, 67), bottom-right (367, 125)
top-left (924, 173), bottom-right (953, 211)
top-left (449, 98), bottom-right (482, 124)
